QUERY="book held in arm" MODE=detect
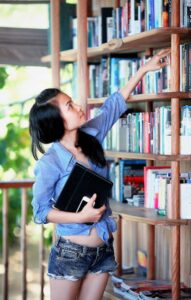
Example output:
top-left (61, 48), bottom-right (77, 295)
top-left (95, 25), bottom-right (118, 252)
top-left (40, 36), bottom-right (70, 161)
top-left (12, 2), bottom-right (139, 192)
top-left (54, 163), bottom-right (113, 213)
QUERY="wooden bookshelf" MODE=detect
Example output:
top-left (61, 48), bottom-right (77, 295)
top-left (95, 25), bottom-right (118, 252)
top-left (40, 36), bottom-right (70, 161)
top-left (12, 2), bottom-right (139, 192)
top-left (105, 151), bottom-right (191, 161)
top-left (41, 27), bottom-right (191, 63)
top-left (87, 92), bottom-right (191, 105)
top-left (48, 1), bottom-right (191, 299)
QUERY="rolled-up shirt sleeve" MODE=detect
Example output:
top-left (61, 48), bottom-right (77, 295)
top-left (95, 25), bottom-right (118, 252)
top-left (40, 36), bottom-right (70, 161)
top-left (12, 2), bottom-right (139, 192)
top-left (81, 92), bottom-right (128, 142)
top-left (32, 159), bottom-right (60, 224)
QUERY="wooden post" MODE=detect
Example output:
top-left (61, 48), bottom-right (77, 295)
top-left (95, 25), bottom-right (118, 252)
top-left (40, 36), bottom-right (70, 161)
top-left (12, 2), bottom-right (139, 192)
top-left (3, 189), bottom-right (8, 300)
top-left (145, 88), bottom-right (155, 279)
top-left (147, 225), bottom-right (155, 279)
top-left (77, 0), bottom-right (88, 113)
top-left (50, 0), bottom-right (60, 245)
top-left (145, 102), bottom-right (153, 168)
top-left (171, 1), bottom-right (180, 299)
top-left (114, 0), bottom-right (120, 8)
top-left (50, 0), bottom-right (60, 88)
top-left (113, 214), bottom-right (122, 275)
top-left (21, 188), bottom-right (27, 300)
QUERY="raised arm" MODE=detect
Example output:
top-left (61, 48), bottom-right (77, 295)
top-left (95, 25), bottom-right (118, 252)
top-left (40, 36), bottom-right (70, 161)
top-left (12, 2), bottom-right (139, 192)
top-left (119, 48), bottom-right (171, 101)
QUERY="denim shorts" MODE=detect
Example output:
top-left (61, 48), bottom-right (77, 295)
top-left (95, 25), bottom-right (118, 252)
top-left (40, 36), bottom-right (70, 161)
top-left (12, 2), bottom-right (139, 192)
top-left (47, 236), bottom-right (118, 281)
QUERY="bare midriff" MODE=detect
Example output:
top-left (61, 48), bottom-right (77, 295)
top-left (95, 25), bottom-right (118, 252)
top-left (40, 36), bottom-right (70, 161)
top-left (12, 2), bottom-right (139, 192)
top-left (63, 227), bottom-right (107, 247)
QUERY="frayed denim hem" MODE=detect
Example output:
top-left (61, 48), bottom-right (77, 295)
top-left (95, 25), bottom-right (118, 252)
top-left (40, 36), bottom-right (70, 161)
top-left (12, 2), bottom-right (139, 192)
top-left (47, 272), bottom-right (80, 281)
top-left (89, 266), bottom-right (118, 276)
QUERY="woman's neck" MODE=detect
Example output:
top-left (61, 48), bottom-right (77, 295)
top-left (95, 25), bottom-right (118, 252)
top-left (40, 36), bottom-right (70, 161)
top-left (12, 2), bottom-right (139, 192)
top-left (60, 130), bottom-right (78, 151)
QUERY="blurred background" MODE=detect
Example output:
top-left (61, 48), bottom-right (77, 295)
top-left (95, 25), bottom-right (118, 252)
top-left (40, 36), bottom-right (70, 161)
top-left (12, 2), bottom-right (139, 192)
top-left (0, 1), bottom-right (77, 299)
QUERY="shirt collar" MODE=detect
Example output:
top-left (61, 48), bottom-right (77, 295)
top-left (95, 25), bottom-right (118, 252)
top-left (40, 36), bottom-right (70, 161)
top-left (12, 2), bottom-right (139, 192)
top-left (52, 123), bottom-right (99, 171)
top-left (53, 142), bottom-right (73, 171)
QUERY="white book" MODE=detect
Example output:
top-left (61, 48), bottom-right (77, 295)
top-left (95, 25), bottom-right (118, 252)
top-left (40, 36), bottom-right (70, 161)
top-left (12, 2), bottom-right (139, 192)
top-left (167, 183), bottom-right (191, 219)
top-left (106, 17), bottom-right (113, 42)
top-left (163, 135), bottom-right (191, 154)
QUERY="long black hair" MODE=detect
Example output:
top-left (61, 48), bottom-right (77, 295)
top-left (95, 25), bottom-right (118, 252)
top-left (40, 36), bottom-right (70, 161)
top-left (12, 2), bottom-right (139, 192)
top-left (29, 88), bottom-right (106, 167)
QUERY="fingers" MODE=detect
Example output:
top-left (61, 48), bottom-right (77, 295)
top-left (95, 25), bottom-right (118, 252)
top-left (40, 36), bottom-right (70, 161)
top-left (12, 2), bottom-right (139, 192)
top-left (88, 193), bottom-right (97, 206)
top-left (155, 48), bottom-right (171, 69)
top-left (99, 204), bottom-right (106, 213)
top-left (88, 193), bottom-right (106, 213)
top-left (160, 61), bottom-right (169, 68)
top-left (95, 205), bottom-right (106, 222)
top-left (90, 193), bottom-right (97, 201)
top-left (157, 48), bottom-right (171, 58)
top-left (80, 193), bottom-right (106, 223)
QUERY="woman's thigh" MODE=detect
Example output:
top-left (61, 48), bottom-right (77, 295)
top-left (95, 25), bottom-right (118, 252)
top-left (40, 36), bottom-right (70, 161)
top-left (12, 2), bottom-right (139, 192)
top-left (78, 272), bottom-right (109, 300)
top-left (50, 278), bottom-right (82, 300)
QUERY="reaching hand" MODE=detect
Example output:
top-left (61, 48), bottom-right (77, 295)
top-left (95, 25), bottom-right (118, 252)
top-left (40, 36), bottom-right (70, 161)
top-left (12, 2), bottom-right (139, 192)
top-left (119, 48), bottom-right (171, 101)
top-left (143, 48), bottom-right (171, 72)
top-left (78, 193), bottom-right (106, 223)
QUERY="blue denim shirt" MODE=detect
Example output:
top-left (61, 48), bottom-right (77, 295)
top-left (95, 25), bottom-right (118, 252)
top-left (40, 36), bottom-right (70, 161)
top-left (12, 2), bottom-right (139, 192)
top-left (32, 92), bottom-right (127, 242)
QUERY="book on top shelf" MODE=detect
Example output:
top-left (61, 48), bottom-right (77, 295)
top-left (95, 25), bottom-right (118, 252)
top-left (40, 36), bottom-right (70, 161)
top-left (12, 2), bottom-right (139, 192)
top-left (70, 1), bottom-right (190, 51)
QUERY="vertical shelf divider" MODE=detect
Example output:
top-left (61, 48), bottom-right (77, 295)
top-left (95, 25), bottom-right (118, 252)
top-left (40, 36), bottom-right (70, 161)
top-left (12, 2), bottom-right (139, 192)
top-left (50, 0), bottom-right (60, 88)
top-left (145, 94), bottom-right (155, 280)
top-left (77, 0), bottom-right (88, 113)
top-left (171, 1), bottom-right (181, 299)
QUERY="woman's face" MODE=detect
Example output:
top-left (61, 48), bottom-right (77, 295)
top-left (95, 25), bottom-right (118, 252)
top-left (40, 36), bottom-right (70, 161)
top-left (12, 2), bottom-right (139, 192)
top-left (54, 93), bottom-right (86, 131)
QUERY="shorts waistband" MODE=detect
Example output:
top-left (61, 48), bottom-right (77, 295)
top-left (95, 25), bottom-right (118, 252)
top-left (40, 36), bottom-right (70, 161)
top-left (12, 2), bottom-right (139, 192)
top-left (55, 236), bottom-right (113, 254)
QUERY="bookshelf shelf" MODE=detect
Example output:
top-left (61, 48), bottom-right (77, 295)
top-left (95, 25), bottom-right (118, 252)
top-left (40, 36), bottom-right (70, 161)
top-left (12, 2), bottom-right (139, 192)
top-left (110, 201), bottom-right (191, 226)
top-left (105, 151), bottom-right (191, 161)
top-left (41, 27), bottom-right (191, 63)
top-left (88, 92), bottom-right (191, 105)
top-left (110, 27), bottom-right (191, 53)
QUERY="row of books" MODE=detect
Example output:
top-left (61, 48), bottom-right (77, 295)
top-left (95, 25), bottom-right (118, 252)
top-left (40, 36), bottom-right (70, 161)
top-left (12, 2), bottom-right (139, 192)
top-left (88, 55), bottom-right (170, 98)
top-left (71, 1), bottom-right (191, 48)
top-left (181, 43), bottom-right (191, 92)
top-left (89, 105), bottom-right (191, 155)
top-left (108, 159), bottom-right (145, 202)
top-left (144, 166), bottom-right (191, 219)
top-left (87, 42), bottom-right (190, 98)
top-left (107, 160), bottom-right (191, 219)
top-left (112, 0), bottom-right (191, 38)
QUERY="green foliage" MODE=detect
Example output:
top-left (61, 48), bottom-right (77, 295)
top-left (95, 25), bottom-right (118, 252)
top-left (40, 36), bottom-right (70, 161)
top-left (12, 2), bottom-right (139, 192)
top-left (0, 67), bottom-right (8, 89)
top-left (0, 63), bottom-right (73, 251)
top-left (0, 118), bottom-right (31, 175)
top-left (0, 68), bottom-right (35, 251)
top-left (0, 110), bottom-right (34, 249)
top-left (0, 110), bottom-right (35, 250)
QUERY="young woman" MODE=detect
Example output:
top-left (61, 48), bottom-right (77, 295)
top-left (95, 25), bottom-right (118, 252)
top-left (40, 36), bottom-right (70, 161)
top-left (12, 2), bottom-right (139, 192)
top-left (29, 49), bottom-right (170, 300)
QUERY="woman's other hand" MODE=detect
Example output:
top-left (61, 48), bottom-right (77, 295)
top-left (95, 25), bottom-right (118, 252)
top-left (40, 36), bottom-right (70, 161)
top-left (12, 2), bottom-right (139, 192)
top-left (78, 193), bottom-right (106, 223)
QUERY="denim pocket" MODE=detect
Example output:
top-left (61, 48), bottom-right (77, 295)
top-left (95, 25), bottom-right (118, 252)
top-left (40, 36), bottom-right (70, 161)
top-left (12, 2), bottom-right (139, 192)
top-left (60, 248), bottom-right (79, 261)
